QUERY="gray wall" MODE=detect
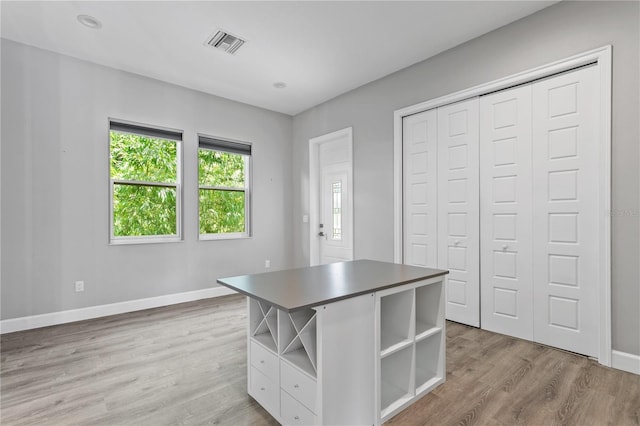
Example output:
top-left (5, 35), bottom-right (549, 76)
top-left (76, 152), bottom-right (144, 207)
top-left (1, 39), bottom-right (293, 320)
top-left (2, 1), bottom-right (638, 357)
top-left (292, 1), bottom-right (640, 355)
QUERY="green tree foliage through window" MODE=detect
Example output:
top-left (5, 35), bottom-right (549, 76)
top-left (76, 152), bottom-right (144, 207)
top-left (198, 149), bottom-right (247, 234)
top-left (110, 131), bottom-right (179, 238)
top-left (111, 132), bottom-right (177, 182)
top-left (113, 184), bottom-right (177, 236)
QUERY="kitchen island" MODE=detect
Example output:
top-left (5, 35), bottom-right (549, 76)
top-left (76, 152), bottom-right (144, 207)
top-left (217, 259), bottom-right (448, 425)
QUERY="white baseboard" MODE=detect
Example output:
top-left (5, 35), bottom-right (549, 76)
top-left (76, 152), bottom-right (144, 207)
top-left (0, 286), bottom-right (237, 334)
top-left (611, 350), bottom-right (640, 375)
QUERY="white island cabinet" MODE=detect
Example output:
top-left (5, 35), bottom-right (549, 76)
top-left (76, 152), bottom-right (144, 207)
top-left (217, 260), bottom-right (448, 425)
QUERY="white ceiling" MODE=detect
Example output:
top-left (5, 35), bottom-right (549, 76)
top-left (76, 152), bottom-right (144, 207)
top-left (1, 1), bottom-right (556, 116)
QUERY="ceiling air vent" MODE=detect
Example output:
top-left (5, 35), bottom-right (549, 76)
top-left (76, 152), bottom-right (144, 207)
top-left (205, 29), bottom-right (246, 55)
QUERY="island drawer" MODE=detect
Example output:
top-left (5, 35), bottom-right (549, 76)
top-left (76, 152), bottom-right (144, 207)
top-left (280, 359), bottom-right (316, 412)
top-left (281, 389), bottom-right (316, 425)
top-left (249, 366), bottom-right (279, 415)
top-left (250, 340), bottom-right (279, 383)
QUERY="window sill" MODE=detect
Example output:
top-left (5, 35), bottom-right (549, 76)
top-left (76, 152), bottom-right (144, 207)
top-left (199, 233), bottom-right (251, 241)
top-left (110, 236), bottom-right (183, 245)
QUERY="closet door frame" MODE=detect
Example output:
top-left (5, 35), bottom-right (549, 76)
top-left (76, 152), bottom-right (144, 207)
top-left (393, 45), bottom-right (612, 366)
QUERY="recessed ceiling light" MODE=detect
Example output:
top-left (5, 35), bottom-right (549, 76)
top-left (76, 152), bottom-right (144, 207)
top-left (273, 82), bottom-right (287, 89)
top-left (77, 15), bottom-right (102, 29)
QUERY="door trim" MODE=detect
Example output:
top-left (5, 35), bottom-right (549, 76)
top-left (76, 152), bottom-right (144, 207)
top-left (393, 45), bottom-right (612, 366)
top-left (309, 127), bottom-right (354, 266)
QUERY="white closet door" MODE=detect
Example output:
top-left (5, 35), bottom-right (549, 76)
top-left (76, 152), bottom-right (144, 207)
top-left (403, 110), bottom-right (438, 267)
top-left (437, 99), bottom-right (480, 326)
top-left (480, 85), bottom-right (534, 340)
top-left (531, 66), bottom-right (600, 357)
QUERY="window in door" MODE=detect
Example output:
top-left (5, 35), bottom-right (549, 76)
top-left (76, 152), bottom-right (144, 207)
top-left (332, 180), bottom-right (342, 240)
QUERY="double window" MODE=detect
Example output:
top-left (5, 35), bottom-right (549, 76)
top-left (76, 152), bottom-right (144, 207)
top-left (108, 120), bottom-right (251, 244)
top-left (198, 135), bottom-right (252, 239)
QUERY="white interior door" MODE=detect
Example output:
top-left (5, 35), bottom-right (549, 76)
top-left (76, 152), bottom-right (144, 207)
top-left (531, 66), bottom-right (600, 357)
top-left (310, 128), bottom-right (353, 265)
top-left (480, 85), bottom-right (534, 340)
top-left (402, 110), bottom-right (438, 268)
top-left (437, 98), bottom-right (480, 327)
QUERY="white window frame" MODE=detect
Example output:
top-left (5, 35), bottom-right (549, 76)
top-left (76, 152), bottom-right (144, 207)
top-left (109, 119), bottom-right (183, 245)
top-left (197, 135), bottom-right (252, 240)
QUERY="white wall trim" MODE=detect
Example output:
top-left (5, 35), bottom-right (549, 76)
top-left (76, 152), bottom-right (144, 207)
top-left (611, 350), bottom-right (640, 375)
top-left (393, 45), bottom-right (612, 366)
top-left (0, 286), bottom-right (237, 334)
top-left (597, 46), bottom-right (613, 368)
top-left (393, 108), bottom-right (403, 264)
top-left (309, 127), bottom-right (354, 266)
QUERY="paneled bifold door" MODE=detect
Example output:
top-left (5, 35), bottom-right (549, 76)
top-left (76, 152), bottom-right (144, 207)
top-left (403, 110), bottom-right (438, 269)
top-left (479, 85), bottom-right (534, 341)
top-left (403, 101), bottom-right (481, 327)
top-left (531, 66), bottom-right (600, 357)
top-left (403, 65), bottom-right (601, 357)
top-left (437, 100), bottom-right (480, 327)
top-left (481, 66), bottom-right (600, 356)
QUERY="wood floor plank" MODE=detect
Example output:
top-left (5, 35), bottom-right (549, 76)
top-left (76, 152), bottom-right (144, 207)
top-left (2, 295), bottom-right (638, 425)
top-left (388, 321), bottom-right (639, 426)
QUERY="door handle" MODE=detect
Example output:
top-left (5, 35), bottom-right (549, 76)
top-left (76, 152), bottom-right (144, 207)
top-left (318, 231), bottom-right (325, 237)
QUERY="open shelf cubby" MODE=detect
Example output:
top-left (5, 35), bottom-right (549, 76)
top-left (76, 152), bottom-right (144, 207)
top-left (249, 299), bottom-right (278, 353)
top-left (377, 279), bottom-right (445, 422)
top-left (415, 332), bottom-right (443, 394)
top-left (380, 289), bottom-right (414, 356)
top-left (380, 345), bottom-right (413, 417)
top-left (415, 282), bottom-right (443, 341)
top-left (279, 308), bottom-right (317, 378)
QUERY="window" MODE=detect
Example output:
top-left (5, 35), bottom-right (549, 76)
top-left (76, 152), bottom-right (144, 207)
top-left (109, 120), bottom-right (182, 244)
top-left (332, 180), bottom-right (342, 240)
top-left (198, 135), bottom-right (251, 239)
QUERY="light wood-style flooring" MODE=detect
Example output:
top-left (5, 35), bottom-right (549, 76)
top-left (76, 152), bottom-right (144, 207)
top-left (1, 294), bottom-right (638, 425)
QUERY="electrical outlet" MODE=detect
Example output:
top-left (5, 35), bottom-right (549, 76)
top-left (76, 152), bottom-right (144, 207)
top-left (265, 260), bottom-right (271, 268)
top-left (75, 281), bottom-right (85, 292)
